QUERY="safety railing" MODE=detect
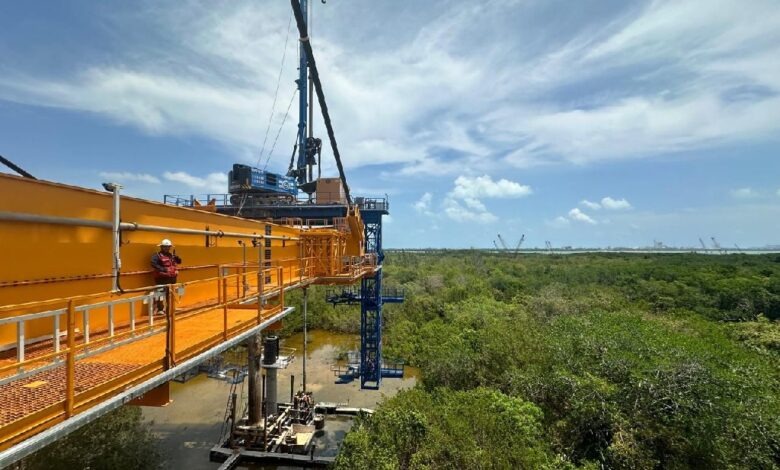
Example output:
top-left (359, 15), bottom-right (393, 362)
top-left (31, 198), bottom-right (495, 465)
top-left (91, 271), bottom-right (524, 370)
top-left (0, 247), bottom-right (372, 404)
top-left (354, 196), bottom-right (388, 212)
top-left (0, 269), bottom-right (301, 450)
top-left (324, 285), bottom-right (405, 305)
top-left (216, 257), bottom-right (317, 295)
top-left (333, 217), bottom-right (348, 232)
top-left (0, 291), bottom-right (160, 385)
top-left (305, 218), bottom-right (330, 227)
top-left (276, 217), bottom-right (304, 227)
top-left (0, 261), bottom-right (308, 386)
top-left (342, 257), bottom-right (365, 278)
top-left (163, 194), bottom-right (231, 207)
top-left (163, 193), bottom-right (389, 211)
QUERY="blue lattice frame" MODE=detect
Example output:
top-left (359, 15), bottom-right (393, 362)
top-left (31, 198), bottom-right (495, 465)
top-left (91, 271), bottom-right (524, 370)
top-left (360, 209), bottom-right (383, 389)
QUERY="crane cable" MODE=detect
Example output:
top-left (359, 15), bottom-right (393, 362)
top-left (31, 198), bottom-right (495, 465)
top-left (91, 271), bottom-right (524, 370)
top-left (256, 12), bottom-right (294, 170)
top-left (290, 0), bottom-right (352, 204)
top-left (238, 89), bottom-right (297, 216)
top-left (238, 12), bottom-right (294, 214)
top-left (263, 88), bottom-right (298, 171)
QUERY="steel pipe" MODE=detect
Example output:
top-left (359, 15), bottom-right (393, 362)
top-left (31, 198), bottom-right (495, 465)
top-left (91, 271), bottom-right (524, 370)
top-left (121, 222), bottom-right (299, 241)
top-left (106, 183), bottom-right (122, 291)
top-left (0, 211), bottom-right (300, 241)
top-left (0, 211), bottom-right (112, 229)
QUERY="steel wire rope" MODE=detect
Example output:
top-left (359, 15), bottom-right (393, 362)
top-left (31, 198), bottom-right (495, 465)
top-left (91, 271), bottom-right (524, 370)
top-left (238, 89), bottom-right (297, 215)
top-left (237, 12), bottom-right (294, 214)
top-left (255, 11), bottom-right (294, 169)
top-left (262, 88), bottom-right (298, 171)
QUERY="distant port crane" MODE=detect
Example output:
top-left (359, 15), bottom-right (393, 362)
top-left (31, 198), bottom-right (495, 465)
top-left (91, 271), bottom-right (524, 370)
top-left (496, 234), bottom-right (510, 250)
top-left (515, 234), bottom-right (526, 251)
top-left (711, 237), bottom-right (726, 254)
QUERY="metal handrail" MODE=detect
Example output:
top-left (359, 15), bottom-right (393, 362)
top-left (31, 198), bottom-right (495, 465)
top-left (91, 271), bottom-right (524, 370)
top-left (0, 292), bottom-right (158, 380)
top-left (0, 261), bottom-right (296, 362)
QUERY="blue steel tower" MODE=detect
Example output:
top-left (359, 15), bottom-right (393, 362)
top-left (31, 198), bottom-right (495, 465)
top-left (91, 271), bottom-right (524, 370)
top-left (358, 202), bottom-right (386, 390)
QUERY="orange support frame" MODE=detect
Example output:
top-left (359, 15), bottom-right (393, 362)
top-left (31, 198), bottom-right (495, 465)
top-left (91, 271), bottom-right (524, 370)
top-left (128, 382), bottom-right (171, 407)
top-left (0, 173), bottom-right (380, 454)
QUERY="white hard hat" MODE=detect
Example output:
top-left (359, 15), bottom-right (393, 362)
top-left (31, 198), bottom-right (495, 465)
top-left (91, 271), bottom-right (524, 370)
top-left (159, 239), bottom-right (173, 247)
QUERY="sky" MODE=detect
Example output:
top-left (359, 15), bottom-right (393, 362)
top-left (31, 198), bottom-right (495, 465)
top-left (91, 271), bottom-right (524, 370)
top-left (1, 0), bottom-right (779, 249)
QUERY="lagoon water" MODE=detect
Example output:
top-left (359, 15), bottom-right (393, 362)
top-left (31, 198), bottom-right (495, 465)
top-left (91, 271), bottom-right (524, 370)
top-left (143, 330), bottom-right (419, 469)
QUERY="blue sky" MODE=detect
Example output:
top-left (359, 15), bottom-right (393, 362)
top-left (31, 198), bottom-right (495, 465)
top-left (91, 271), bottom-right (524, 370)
top-left (1, 0), bottom-right (779, 248)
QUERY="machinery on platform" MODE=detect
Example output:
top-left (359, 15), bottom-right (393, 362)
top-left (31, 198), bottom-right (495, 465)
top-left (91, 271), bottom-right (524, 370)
top-left (228, 164), bottom-right (298, 206)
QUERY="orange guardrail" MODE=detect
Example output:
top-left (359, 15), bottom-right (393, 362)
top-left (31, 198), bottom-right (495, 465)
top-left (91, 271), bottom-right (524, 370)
top-left (0, 263), bottom-right (312, 450)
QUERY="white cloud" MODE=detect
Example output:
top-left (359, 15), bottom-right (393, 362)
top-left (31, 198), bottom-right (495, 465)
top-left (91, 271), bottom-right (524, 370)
top-left (413, 192), bottom-right (433, 214)
top-left (461, 197), bottom-right (487, 212)
top-left (439, 174), bottom-right (531, 223)
top-left (0, 69), bottom-right (276, 157)
top-left (451, 175), bottom-right (532, 200)
top-left (443, 197), bottom-right (497, 223)
top-left (777, 188), bottom-right (780, 197)
top-left (568, 208), bottom-right (598, 225)
top-left (98, 171), bottom-right (160, 184)
top-left (481, 0), bottom-right (780, 166)
top-left (163, 171), bottom-right (227, 193)
top-left (0, 0), bottom-right (778, 180)
top-left (547, 216), bottom-right (571, 228)
top-left (730, 187), bottom-right (760, 199)
top-left (601, 197), bottom-right (632, 210)
top-left (580, 199), bottom-right (601, 210)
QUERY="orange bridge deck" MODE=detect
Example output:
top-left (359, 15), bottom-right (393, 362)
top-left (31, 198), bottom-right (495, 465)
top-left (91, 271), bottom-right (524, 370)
top-left (0, 265), bottom-right (376, 459)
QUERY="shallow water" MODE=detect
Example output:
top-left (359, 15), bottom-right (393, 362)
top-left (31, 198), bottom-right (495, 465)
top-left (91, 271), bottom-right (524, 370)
top-left (142, 330), bottom-right (419, 468)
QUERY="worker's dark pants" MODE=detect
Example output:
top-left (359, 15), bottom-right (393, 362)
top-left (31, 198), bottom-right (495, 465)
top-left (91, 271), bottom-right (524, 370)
top-left (154, 277), bottom-right (177, 312)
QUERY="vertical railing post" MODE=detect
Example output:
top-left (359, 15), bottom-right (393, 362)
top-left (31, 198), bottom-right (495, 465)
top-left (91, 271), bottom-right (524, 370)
top-left (129, 302), bottom-right (136, 337)
top-left (259, 267), bottom-right (266, 314)
top-left (242, 264), bottom-right (247, 298)
top-left (149, 293), bottom-right (155, 327)
top-left (299, 241), bottom-right (304, 281)
top-left (166, 284), bottom-right (177, 368)
top-left (82, 308), bottom-right (90, 348)
top-left (218, 265), bottom-right (224, 304)
top-left (16, 320), bottom-right (25, 367)
top-left (216, 265), bottom-right (222, 302)
top-left (66, 300), bottom-right (76, 417)
top-left (278, 266), bottom-right (285, 309)
top-left (222, 277), bottom-right (229, 341)
top-left (54, 313), bottom-right (61, 353)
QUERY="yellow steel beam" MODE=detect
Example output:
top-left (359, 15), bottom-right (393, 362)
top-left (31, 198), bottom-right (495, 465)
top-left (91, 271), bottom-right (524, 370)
top-left (0, 173), bottom-right (374, 458)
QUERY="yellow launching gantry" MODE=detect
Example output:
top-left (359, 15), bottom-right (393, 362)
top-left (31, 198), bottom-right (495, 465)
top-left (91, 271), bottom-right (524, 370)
top-left (0, 173), bottom-right (376, 463)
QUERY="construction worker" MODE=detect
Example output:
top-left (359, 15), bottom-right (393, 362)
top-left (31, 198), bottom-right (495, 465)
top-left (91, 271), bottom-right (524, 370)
top-left (151, 239), bottom-right (182, 314)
